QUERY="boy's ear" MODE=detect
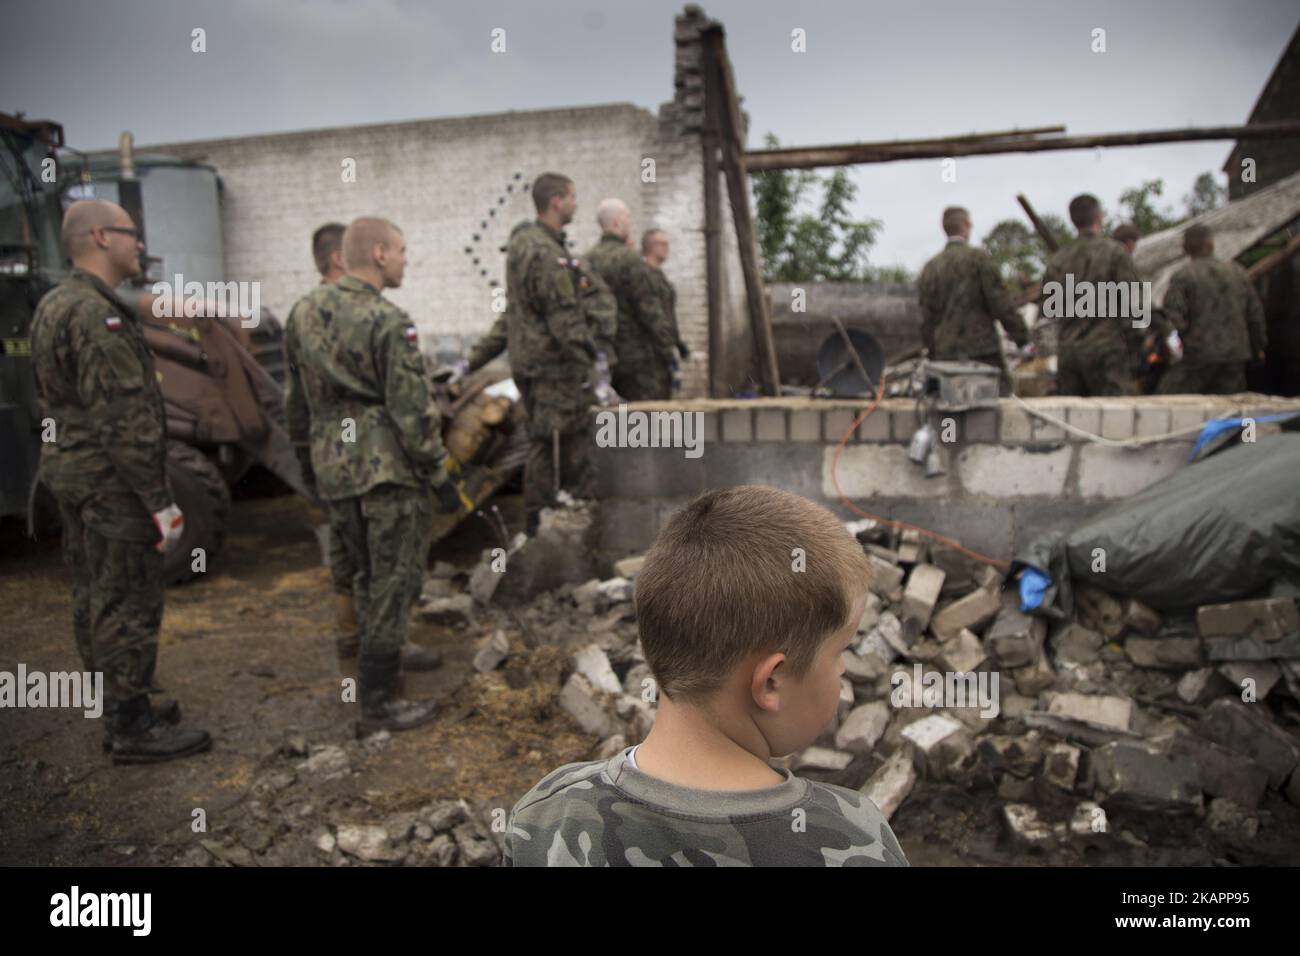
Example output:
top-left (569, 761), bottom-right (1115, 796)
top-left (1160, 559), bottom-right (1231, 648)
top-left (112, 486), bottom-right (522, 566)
top-left (750, 652), bottom-right (787, 714)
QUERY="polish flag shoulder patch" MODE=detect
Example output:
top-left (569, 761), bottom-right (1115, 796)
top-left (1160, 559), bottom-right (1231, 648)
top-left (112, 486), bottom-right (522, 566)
top-left (403, 325), bottom-right (419, 347)
top-left (104, 316), bottom-right (122, 331)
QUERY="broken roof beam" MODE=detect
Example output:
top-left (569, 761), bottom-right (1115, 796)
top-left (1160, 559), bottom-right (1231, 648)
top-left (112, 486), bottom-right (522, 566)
top-left (744, 120), bottom-right (1300, 171)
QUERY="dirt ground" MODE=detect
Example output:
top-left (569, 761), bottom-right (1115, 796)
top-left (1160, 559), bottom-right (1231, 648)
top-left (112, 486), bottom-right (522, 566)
top-left (2, 491), bottom-right (1298, 867)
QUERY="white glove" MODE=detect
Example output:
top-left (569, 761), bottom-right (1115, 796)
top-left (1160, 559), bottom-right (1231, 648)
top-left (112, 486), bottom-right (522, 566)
top-left (152, 504), bottom-right (185, 554)
top-left (1165, 330), bottom-right (1184, 365)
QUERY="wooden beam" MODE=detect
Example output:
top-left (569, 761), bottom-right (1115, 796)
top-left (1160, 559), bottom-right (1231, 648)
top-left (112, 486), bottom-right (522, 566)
top-left (744, 120), bottom-right (1300, 171)
top-left (703, 24), bottom-right (781, 396)
top-left (1247, 231), bottom-right (1300, 282)
top-left (702, 41), bottom-right (724, 397)
top-left (1015, 193), bottom-right (1059, 254)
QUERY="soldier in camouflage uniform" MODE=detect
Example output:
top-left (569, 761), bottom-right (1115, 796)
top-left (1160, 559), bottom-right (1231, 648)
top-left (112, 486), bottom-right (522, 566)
top-left (284, 217), bottom-right (460, 734)
top-left (1155, 224), bottom-right (1267, 394)
top-left (584, 199), bottom-right (678, 401)
top-left (642, 228), bottom-right (690, 396)
top-left (918, 207), bottom-right (1028, 391)
top-left (464, 173), bottom-right (603, 534)
top-left (1038, 194), bottom-right (1146, 396)
top-left (30, 199), bottom-right (211, 764)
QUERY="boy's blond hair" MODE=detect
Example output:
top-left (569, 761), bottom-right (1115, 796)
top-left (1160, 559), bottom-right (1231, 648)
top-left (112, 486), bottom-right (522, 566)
top-left (635, 486), bottom-right (872, 703)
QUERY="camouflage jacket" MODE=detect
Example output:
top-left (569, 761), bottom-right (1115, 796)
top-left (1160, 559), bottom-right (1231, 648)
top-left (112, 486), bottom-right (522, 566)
top-left (918, 238), bottom-right (1028, 359)
top-left (645, 262), bottom-right (687, 354)
top-left (466, 220), bottom-right (598, 380)
top-left (504, 751), bottom-right (910, 867)
top-left (1158, 256), bottom-right (1267, 367)
top-left (284, 275), bottom-right (448, 501)
top-left (1038, 234), bottom-right (1146, 359)
top-left (584, 234), bottom-right (676, 369)
top-left (30, 268), bottom-right (171, 542)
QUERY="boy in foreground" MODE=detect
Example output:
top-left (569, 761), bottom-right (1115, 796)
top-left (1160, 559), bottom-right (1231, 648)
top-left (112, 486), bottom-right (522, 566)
top-left (505, 485), bottom-right (909, 866)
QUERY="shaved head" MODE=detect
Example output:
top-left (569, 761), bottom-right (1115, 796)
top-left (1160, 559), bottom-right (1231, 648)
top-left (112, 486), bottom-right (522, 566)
top-left (342, 217), bottom-right (401, 270)
top-left (62, 199), bottom-right (131, 257)
top-left (597, 198), bottom-right (630, 232)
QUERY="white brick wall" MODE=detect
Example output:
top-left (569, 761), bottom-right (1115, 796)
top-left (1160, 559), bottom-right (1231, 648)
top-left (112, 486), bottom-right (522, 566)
top-left (142, 100), bottom-right (723, 397)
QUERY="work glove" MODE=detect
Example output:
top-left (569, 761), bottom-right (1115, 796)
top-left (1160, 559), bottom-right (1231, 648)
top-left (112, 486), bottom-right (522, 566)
top-left (152, 503), bottom-right (185, 554)
top-left (592, 351), bottom-right (620, 406)
top-left (1165, 330), bottom-right (1184, 364)
top-left (433, 358), bottom-right (470, 385)
top-left (677, 340), bottom-right (691, 361)
top-left (432, 477), bottom-right (462, 515)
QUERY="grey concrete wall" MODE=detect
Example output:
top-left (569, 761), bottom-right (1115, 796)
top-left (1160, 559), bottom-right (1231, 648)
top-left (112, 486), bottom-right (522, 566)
top-left (589, 393), bottom-right (1300, 566)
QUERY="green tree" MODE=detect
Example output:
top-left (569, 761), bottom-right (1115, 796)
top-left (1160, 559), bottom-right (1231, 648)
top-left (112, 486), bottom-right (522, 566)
top-left (1115, 179), bottom-right (1180, 235)
top-left (981, 213), bottom-right (1070, 283)
top-left (1183, 171), bottom-right (1226, 218)
top-left (752, 133), bottom-right (904, 282)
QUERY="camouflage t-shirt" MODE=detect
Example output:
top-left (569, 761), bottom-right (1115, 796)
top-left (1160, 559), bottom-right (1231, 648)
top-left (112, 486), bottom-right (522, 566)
top-left (505, 750), bottom-right (909, 867)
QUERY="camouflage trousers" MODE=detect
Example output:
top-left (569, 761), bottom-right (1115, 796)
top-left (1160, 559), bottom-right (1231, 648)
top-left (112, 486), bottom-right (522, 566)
top-left (1057, 347), bottom-right (1136, 397)
top-left (612, 354), bottom-right (672, 402)
top-left (517, 373), bottom-right (593, 517)
top-left (329, 528), bottom-right (355, 596)
top-left (58, 500), bottom-right (163, 705)
top-left (326, 483), bottom-right (432, 658)
top-left (1155, 362), bottom-right (1247, 395)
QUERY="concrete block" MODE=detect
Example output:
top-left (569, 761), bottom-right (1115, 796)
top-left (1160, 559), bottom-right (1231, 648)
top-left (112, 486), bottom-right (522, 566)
top-left (472, 630), bottom-right (510, 673)
top-left (792, 747), bottom-right (854, 773)
top-left (1066, 403), bottom-right (1102, 438)
top-left (721, 408), bottom-right (752, 443)
top-left (1002, 803), bottom-right (1060, 848)
top-left (754, 408), bottom-right (787, 442)
top-left (572, 643), bottom-right (622, 695)
top-left (857, 408), bottom-right (891, 441)
top-left (901, 564), bottom-right (946, 629)
top-left (701, 411), bottom-right (719, 444)
top-left (558, 672), bottom-right (623, 738)
top-left (834, 701), bottom-right (891, 754)
top-left (937, 628), bottom-right (985, 674)
top-left (1205, 633), bottom-right (1300, 661)
top-left (866, 555), bottom-right (906, 598)
top-left (1043, 742), bottom-right (1081, 791)
top-left (1217, 661), bottom-right (1281, 700)
top-left (1050, 622), bottom-right (1104, 666)
top-left (1124, 637), bottom-right (1202, 670)
top-left (1089, 740), bottom-right (1202, 813)
top-left (1197, 598), bottom-right (1299, 640)
top-left (931, 586), bottom-right (1001, 640)
top-left (1012, 647), bottom-right (1057, 696)
top-left (957, 445), bottom-right (1072, 498)
top-left (1176, 667), bottom-right (1230, 705)
top-left (842, 649), bottom-right (888, 684)
top-left (962, 408), bottom-right (998, 443)
top-left (1075, 443), bottom-right (1191, 499)
top-left (986, 606), bottom-right (1046, 668)
top-left (1195, 699), bottom-right (1300, 788)
top-left (888, 409), bottom-right (915, 442)
top-left (1043, 691), bottom-right (1132, 732)
top-left (1122, 598), bottom-right (1162, 637)
top-left (1030, 405), bottom-right (1066, 442)
top-left (900, 714), bottom-right (972, 776)
top-left (860, 747), bottom-right (916, 822)
top-left (1000, 405), bottom-right (1032, 442)
top-left (1162, 730), bottom-right (1270, 811)
top-left (1134, 405), bottom-right (1171, 438)
top-left (1099, 403), bottom-right (1135, 440)
top-left (822, 409), bottom-right (857, 444)
top-left (1170, 405), bottom-right (1208, 433)
top-left (789, 409), bottom-right (821, 442)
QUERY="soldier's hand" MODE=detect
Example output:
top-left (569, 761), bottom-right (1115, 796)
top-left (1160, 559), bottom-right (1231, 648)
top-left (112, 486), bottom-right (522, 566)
top-left (433, 358), bottom-right (470, 385)
top-left (152, 504), bottom-right (185, 554)
top-left (433, 478), bottom-right (462, 515)
top-left (677, 341), bottom-right (691, 361)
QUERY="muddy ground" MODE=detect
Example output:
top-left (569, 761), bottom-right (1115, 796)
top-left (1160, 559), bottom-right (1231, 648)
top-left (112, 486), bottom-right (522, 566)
top-left (2, 490), bottom-right (1298, 867)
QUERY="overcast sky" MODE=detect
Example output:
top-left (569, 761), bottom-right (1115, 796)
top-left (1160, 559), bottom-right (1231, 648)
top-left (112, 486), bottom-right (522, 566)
top-left (3, 0), bottom-right (1296, 272)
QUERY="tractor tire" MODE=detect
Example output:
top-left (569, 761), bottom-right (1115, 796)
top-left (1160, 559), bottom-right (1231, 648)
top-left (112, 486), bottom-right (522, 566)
top-left (163, 440), bottom-right (231, 585)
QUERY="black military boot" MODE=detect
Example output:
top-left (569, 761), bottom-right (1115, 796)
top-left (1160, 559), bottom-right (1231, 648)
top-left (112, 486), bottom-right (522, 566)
top-left (357, 651), bottom-right (438, 736)
top-left (400, 640), bottom-right (443, 672)
top-left (110, 696), bottom-right (212, 765)
top-left (101, 695), bottom-right (181, 753)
